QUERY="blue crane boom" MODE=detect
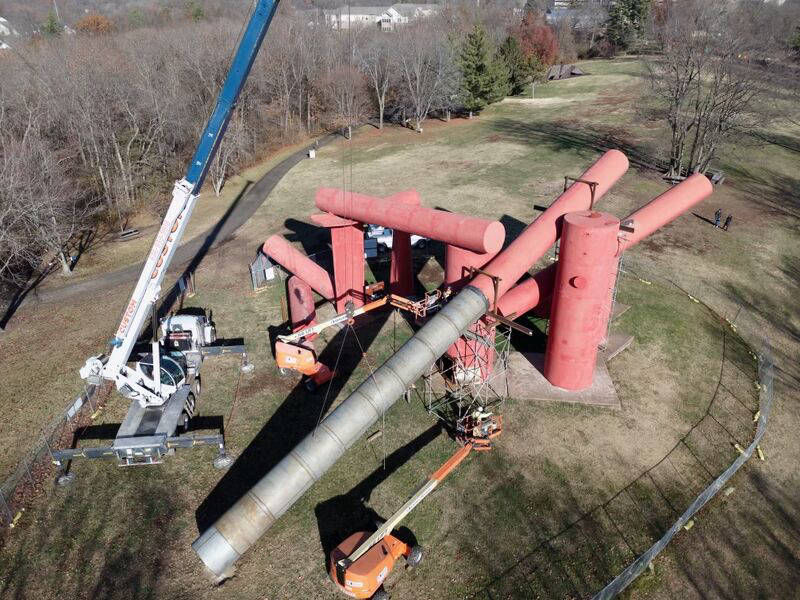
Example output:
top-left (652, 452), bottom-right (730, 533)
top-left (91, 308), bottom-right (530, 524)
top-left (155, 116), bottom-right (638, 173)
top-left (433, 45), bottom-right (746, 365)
top-left (81, 0), bottom-right (282, 407)
top-left (186, 0), bottom-right (280, 191)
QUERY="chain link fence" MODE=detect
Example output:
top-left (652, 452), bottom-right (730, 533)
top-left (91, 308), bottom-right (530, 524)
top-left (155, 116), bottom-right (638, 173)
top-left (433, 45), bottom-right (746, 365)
top-left (474, 266), bottom-right (773, 600)
top-left (592, 345), bottom-right (773, 599)
top-left (0, 383), bottom-right (110, 530)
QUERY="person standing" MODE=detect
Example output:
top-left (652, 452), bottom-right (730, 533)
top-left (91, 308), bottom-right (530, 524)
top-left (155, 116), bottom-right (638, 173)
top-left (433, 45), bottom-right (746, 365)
top-left (714, 208), bottom-right (722, 228)
top-left (723, 214), bottom-right (732, 231)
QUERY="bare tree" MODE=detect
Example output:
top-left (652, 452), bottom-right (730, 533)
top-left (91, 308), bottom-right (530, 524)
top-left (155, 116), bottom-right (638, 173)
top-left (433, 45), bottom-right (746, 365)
top-left (210, 110), bottom-right (249, 196)
top-left (357, 29), bottom-right (395, 129)
top-left (647, 0), bottom-right (778, 176)
top-left (394, 20), bottom-right (460, 132)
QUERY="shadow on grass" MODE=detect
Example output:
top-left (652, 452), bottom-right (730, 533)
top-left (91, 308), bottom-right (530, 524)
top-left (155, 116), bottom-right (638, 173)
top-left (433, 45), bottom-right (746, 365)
top-left (0, 469), bottom-right (180, 600)
top-left (488, 118), bottom-right (666, 173)
top-left (723, 162), bottom-right (800, 219)
top-left (314, 423), bottom-right (441, 569)
top-left (195, 308), bottom-right (392, 532)
top-left (462, 326), bottom-right (789, 599)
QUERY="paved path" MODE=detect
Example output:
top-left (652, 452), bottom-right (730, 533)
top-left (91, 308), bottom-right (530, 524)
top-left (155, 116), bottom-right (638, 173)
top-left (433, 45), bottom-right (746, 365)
top-left (24, 134), bottom-right (336, 307)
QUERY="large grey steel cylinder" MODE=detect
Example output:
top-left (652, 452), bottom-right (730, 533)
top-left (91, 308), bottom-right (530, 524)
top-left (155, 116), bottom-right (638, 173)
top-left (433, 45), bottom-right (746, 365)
top-left (192, 285), bottom-right (489, 577)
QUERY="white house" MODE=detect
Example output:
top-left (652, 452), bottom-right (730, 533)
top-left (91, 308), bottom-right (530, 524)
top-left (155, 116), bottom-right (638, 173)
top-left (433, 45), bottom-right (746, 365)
top-left (322, 4), bottom-right (440, 30)
top-left (323, 6), bottom-right (386, 29)
top-left (378, 7), bottom-right (406, 30)
top-left (0, 16), bottom-right (19, 37)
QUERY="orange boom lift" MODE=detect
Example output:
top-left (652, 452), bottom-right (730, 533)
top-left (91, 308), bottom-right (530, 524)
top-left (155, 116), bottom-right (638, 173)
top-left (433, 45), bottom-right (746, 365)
top-left (329, 414), bottom-right (502, 600)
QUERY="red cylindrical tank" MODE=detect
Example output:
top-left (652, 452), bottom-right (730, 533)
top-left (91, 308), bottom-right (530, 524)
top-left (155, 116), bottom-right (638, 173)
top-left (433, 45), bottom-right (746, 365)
top-left (263, 235), bottom-right (335, 300)
top-left (287, 275), bottom-right (317, 335)
top-left (470, 150), bottom-right (629, 304)
top-left (544, 211), bottom-right (621, 390)
top-left (444, 245), bottom-right (499, 292)
top-left (316, 188), bottom-right (505, 254)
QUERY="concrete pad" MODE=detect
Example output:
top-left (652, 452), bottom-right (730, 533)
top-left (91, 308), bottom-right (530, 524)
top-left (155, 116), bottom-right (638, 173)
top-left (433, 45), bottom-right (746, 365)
top-left (604, 331), bottom-right (634, 361)
top-left (507, 352), bottom-right (621, 409)
top-left (611, 302), bottom-right (631, 321)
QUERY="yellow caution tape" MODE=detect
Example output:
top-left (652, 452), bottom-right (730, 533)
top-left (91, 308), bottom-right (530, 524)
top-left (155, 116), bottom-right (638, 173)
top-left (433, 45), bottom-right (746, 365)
top-left (638, 278), bottom-right (652, 285)
top-left (723, 486), bottom-right (736, 497)
top-left (757, 445), bottom-right (765, 461)
top-left (10, 510), bottom-right (23, 529)
top-left (683, 519), bottom-right (695, 531)
top-left (734, 443), bottom-right (745, 455)
top-left (753, 411), bottom-right (760, 422)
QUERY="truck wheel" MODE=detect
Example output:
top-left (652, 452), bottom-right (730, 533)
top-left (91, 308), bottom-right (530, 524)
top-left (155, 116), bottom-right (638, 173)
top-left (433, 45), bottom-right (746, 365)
top-left (372, 589), bottom-right (390, 600)
top-left (179, 411), bottom-right (190, 433)
top-left (406, 545), bottom-right (423, 568)
top-left (192, 376), bottom-right (201, 398)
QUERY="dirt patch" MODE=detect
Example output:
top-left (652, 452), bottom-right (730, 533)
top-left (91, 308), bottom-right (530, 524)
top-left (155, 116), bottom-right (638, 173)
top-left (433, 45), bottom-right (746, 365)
top-left (502, 96), bottom-right (585, 106)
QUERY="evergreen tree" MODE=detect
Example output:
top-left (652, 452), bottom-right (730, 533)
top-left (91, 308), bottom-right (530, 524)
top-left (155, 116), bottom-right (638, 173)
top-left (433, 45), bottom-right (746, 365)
top-left (607, 0), bottom-right (651, 51)
top-left (41, 11), bottom-right (63, 37)
top-left (459, 25), bottom-right (494, 114)
top-left (499, 35), bottom-right (539, 95)
top-left (459, 25), bottom-right (510, 114)
top-left (487, 55), bottom-right (510, 104)
top-left (185, 1), bottom-right (205, 22)
top-left (792, 25), bottom-right (800, 57)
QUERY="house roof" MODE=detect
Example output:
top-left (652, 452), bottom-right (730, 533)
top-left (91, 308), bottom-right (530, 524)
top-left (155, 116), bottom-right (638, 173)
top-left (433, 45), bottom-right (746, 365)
top-left (0, 16), bottom-right (19, 37)
top-left (390, 3), bottom-right (439, 17)
top-left (323, 6), bottom-right (386, 16)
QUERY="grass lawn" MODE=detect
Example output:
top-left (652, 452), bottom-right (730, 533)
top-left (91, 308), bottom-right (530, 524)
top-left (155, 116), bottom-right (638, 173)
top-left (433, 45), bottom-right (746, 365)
top-left (0, 58), bottom-right (798, 600)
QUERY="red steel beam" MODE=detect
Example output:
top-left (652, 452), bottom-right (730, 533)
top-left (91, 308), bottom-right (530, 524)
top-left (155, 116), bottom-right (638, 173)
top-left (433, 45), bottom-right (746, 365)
top-left (316, 188), bottom-right (505, 254)
top-left (617, 173), bottom-right (713, 254)
top-left (287, 275), bottom-right (317, 335)
top-left (494, 173), bottom-right (715, 321)
top-left (470, 150), bottom-right (629, 304)
top-left (263, 235), bottom-right (335, 300)
top-left (388, 190), bottom-right (421, 296)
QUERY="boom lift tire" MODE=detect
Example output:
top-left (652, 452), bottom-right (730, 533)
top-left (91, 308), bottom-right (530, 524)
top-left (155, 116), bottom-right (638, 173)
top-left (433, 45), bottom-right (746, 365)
top-left (372, 589), bottom-right (389, 600)
top-left (405, 545), bottom-right (423, 568)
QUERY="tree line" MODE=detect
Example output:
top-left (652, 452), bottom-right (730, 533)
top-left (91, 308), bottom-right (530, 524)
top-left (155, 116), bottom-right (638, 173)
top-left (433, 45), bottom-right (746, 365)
top-left (0, 3), bottom-right (560, 289)
top-left (3, 0), bottom-right (798, 289)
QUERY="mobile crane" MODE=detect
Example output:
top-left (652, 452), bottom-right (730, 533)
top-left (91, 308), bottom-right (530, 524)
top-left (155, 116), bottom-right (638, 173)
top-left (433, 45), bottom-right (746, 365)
top-left (53, 0), bottom-right (282, 469)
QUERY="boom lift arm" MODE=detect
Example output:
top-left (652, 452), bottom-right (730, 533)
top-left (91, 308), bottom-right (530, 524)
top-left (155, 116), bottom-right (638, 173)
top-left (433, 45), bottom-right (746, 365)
top-left (80, 0), bottom-right (281, 407)
top-left (330, 414), bottom-right (502, 599)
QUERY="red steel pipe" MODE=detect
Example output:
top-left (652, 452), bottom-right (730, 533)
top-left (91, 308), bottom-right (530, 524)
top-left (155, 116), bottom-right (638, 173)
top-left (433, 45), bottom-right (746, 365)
top-left (617, 173), bottom-right (713, 254)
top-left (594, 172), bottom-right (714, 344)
top-left (544, 211), bottom-right (621, 390)
top-left (316, 188), bottom-right (505, 254)
top-left (263, 235), bottom-right (335, 300)
top-left (495, 264), bottom-right (557, 318)
top-left (444, 245), bottom-right (499, 292)
top-left (470, 150), bottom-right (629, 305)
top-left (287, 275), bottom-right (317, 335)
top-left (494, 173), bottom-right (715, 322)
top-left (388, 190), bottom-right (420, 296)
